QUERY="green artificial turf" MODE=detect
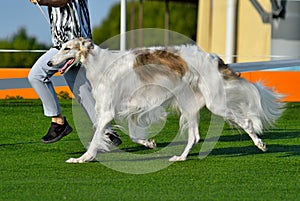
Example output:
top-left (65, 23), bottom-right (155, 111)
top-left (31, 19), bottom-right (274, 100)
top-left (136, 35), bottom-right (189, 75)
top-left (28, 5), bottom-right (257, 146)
top-left (0, 99), bottom-right (299, 201)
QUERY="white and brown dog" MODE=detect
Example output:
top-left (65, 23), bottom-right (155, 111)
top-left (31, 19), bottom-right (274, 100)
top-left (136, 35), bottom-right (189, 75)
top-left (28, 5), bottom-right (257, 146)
top-left (48, 37), bottom-right (284, 163)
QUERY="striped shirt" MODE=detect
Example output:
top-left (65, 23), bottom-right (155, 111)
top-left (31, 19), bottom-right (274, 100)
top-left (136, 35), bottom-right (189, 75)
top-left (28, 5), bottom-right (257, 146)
top-left (48, 0), bottom-right (92, 48)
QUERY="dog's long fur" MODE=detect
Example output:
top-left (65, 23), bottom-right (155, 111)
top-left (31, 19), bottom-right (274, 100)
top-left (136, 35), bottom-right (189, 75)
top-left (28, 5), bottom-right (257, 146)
top-left (48, 37), bottom-right (285, 163)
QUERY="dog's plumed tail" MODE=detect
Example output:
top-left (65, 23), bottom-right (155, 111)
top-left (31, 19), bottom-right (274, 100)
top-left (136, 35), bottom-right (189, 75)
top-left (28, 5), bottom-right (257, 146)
top-left (224, 78), bottom-right (285, 134)
top-left (253, 82), bottom-right (285, 133)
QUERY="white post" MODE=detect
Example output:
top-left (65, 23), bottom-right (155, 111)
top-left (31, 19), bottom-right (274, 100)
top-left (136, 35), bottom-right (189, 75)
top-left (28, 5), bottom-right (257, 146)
top-left (120, 0), bottom-right (127, 51)
top-left (225, 0), bottom-right (236, 63)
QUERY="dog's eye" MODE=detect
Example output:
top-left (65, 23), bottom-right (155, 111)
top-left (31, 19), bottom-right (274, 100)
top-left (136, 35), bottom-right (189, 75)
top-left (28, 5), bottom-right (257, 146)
top-left (64, 47), bottom-right (71, 51)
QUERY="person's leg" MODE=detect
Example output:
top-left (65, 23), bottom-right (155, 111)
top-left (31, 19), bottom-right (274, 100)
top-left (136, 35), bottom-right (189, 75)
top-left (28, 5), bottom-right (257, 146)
top-left (63, 66), bottom-right (97, 126)
top-left (28, 48), bottom-right (72, 143)
top-left (28, 48), bottom-right (61, 117)
top-left (64, 65), bottom-right (122, 146)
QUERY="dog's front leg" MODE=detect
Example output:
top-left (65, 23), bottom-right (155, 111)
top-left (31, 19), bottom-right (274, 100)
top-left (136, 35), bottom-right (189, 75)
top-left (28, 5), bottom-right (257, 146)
top-left (66, 131), bottom-right (110, 163)
top-left (65, 128), bottom-right (103, 163)
top-left (66, 152), bottom-right (95, 163)
top-left (66, 113), bottom-right (114, 163)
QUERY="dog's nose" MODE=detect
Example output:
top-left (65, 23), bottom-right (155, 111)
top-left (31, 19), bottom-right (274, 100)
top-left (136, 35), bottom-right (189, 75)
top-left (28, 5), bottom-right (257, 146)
top-left (47, 61), bottom-right (53, 66)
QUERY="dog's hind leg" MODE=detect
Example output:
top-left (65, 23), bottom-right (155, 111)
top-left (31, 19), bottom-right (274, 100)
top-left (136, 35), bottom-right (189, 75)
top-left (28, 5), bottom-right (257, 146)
top-left (169, 116), bottom-right (200, 162)
top-left (128, 115), bottom-right (156, 149)
top-left (242, 119), bottom-right (267, 151)
top-left (169, 92), bottom-right (204, 162)
top-left (230, 117), bottom-right (267, 152)
top-left (131, 138), bottom-right (157, 149)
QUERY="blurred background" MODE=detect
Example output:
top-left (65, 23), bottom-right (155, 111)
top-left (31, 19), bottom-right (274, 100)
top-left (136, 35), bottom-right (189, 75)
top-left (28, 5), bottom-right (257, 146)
top-left (0, 0), bottom-right (299, 101)
top-left (2, 0), bottom-right (300, 66)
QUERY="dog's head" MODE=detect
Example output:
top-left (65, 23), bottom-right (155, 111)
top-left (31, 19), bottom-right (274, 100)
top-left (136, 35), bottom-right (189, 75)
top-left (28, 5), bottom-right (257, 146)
top-left (48, 37), bottom-right (94, 74)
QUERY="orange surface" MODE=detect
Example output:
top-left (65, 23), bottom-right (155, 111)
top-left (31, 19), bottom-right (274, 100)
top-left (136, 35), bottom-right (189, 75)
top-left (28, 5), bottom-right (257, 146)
top-left (0, 68), bottom-right (73, 99)
top-left (241, 71), bottom-right (300, 102)
top-left (1, 69), bottom-right (299, 101)
top-left (0, 87), bottom-right (73, 99)
top-left (0, 68), bottom-right (61, 78)
top-left (0, 68), bottom-right (31, 79)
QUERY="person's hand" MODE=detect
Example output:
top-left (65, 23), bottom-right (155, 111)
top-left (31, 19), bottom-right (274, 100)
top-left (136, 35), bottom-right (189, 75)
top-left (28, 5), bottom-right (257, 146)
top-left (30, 0), bottom-right (38, 4)
top-left (29, 0), bottom-right (72, 7)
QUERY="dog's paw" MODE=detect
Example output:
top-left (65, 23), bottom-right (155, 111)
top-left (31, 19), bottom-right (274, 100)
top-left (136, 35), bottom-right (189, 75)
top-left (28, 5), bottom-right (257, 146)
top-left (169, 155), bottom-right (187, 162)
top-left (147, 139), bottom-right (157, 149)
top-left (66, 152), bottom-right (95, 163)
top-left (256, 141), bottom-right (267, 152)
top-left (66, 157), bottom-right (85, 163)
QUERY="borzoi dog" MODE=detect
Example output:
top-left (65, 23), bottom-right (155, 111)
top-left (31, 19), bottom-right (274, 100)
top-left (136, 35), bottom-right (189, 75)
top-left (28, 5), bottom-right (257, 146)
top-left (48, 37), bottom-right (284, 163)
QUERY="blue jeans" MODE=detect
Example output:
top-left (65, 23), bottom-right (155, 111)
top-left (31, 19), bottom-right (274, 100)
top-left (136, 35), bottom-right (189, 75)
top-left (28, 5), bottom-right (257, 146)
top-left (28, 48), bottom-right (97, 125)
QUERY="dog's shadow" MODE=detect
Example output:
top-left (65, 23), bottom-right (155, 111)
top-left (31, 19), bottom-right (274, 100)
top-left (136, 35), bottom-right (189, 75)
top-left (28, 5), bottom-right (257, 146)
top-left (119, 141), bottom-right (185, 153)
top-left (193, 144), bottom-right (300, 158)
top-left (67, 141), bottom-right (185, 155)
top-left (0, 141), bottom-right (40, 147)
top-left (194, 129), bottom-right (300, 158)
top-left (67, 129), bottom-right (300, 160)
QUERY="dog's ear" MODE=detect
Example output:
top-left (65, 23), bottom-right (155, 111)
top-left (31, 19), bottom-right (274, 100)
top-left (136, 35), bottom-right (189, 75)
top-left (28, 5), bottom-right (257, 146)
top-left (212, 54), bottom-right (241, 79)
top-left (82, 38), bottom-right (94, 51)
top-left (210, 53), bottom-right (226, 66)
top-left (79, 37), bottom-right (94, 51)
top-left (217, 57), bottom-right (226, 66)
